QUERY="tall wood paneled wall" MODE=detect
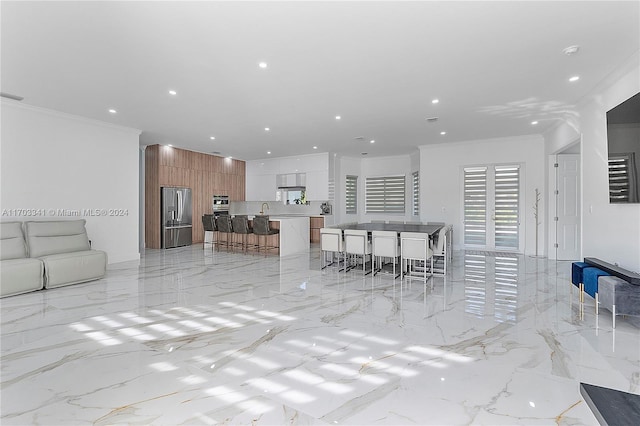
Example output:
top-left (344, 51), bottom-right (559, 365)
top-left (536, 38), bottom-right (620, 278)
top-left (145, 144), bottom-right (245, 249)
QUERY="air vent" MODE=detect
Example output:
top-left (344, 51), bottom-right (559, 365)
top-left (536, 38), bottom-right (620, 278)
top-left (353, 136), bottom-right (365, 140)
top-left (361, 152), bottom-right (368, 156)
top-left (426, 117), bottom-right (439, 122)
top-left (212, 151), bottom-right (221, 155)
top-left (0, 92), bottom-right (24, 101)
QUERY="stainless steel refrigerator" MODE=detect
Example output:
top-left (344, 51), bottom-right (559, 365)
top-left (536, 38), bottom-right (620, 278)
top-left (161, 187), bottom-right (192, 249)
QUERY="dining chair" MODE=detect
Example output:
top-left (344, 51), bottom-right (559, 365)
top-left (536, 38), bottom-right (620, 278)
top-left (320, 228), bottom-right (344, 270)
top-left (344, 229), bottom-right (372, 275)
top-left (372, 230), bottom-right (400, 278)
top-left (432, 225), bottom-right (449, 276)
top-left (253, 215), bottom-right (279, 255)
top-left (400, 231), bottom-right (433, 283)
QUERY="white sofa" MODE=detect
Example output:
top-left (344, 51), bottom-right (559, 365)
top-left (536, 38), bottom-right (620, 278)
top-left (0, 220), bottom-right (107, 297)
top-left (25, 220), bottom-right (107, 289)
top-left (0, 222), bottom-right (44, 297)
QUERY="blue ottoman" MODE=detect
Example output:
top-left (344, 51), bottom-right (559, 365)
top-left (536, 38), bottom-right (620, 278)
top-left (583, 267), bottom-right (611, 314)
top-left (571, 262), bottom-right (591, 302)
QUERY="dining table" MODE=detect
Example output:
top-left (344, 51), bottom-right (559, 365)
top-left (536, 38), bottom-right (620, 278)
top-left (336, 222), bottom-right (443, 238)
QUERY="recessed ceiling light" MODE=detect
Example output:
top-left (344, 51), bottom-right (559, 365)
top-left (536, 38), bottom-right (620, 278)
top-left (264, 127), bottom-right (270, 131)
top-left (227, 156), bottom-right (233, 159)
top-left (168, 144), bottom-right (173, 147)
top-left (335, 115), bottom-right (341, 120)
top-left (168, 90), bottom-right (177, 96)
top-left (258, 62), bottom-right (268, 69)
top-left (531, 121), bottom-right (539, 125)
top-left (432, 99), bottom-right (439, 104)
top-left (440, 131), bottom-right (447, 135)
top-left (370, 140), bottom-right (375, 144)
top-left (569, 75), bottom-right (580, 82)
top-left (108, 109), bottom-right (117, 114)
top-left (563, 45), bottom-right (580, 56)
top-left (210, 136), bottom-right (215, 140)
top-left (267, 151), bottom-right (271, 154)
top-left (313, 146), bottom-right (318, 149)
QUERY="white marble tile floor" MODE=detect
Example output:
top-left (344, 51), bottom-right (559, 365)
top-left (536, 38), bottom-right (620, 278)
top-left (1, 245), bottom-right (639, 425)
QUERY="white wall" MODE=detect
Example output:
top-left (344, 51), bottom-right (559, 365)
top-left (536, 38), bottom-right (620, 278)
top-left (574, 60), bottom-right (640, 271)
top-left (419, 135), bottom-right (545, 255)
top-left (246, 152), bottom-right (329, 201)
top-left (335, 156), bottom-right (361, 225)
top-left (0, 101), bottom-right (141, 264)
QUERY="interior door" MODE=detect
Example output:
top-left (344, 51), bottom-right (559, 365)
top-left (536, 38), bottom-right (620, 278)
top-left (555, 154), bottom-right (581, 260)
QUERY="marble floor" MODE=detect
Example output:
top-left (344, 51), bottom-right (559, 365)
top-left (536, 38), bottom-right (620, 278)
top-left (1, 245), bottom-right (639, 425)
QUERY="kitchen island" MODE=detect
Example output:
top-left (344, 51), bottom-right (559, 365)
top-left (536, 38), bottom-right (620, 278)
top-left (268, 216), bottom-right (310, 256)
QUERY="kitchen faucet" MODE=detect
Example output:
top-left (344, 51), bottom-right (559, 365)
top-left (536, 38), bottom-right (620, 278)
top-left (260, 202), bottom-right (270, 215)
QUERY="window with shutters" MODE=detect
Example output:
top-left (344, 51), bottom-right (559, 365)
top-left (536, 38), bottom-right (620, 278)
top-left (346, 175), bottom-right (357, 214)
top-left (494, 165), bottom-right (520, 250)
top-left (412, 171), bottom-right (419, 216)
top-left (463, 167), bottom-right (487, 246)
top-left (365, 175), bottom-right (405, 214)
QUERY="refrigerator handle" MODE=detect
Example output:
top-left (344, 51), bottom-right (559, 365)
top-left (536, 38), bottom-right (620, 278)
top-left (177, 190), bottom-right (183, 222)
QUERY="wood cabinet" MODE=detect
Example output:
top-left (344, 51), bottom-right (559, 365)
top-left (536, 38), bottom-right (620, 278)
top-left (145, 145), bottom-right (245, 249)
top-left (310, 216), bottom-right (325, 243)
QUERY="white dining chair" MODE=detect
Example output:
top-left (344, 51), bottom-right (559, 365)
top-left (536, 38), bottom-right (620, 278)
top-left (432, 225), bottom-right (449, 276)
top-left (320, 228), bottom-right (344, 270)
top-left (372, 230), bottom-right (400, 278)
top-left (400, 231), bottom-right (433, 283)
top-left (344, 229), bottom-right (372, 275)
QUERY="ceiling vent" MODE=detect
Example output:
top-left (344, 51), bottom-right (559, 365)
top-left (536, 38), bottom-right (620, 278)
top-left (0, 92), bottom-right (24, 101)
top-left (426, 117), bottom-right (439, 122)
top-left (353, 136), bottom-right (365, 141)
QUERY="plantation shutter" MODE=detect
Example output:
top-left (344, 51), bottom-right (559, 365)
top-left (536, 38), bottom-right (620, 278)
top-left (412, 171), bottom-right (420, 216)
top-left (463, 167), bottom-right (487, 246)
top-left (365, 175), bottom-right (405, 214)
top-left (346, 175), bottom-right (357, 214)
top-left (494, 165), bottom-right (520, 250)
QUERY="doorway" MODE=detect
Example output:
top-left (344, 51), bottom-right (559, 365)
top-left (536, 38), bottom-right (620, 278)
top-left (463, 164), bottom-right (523, 252)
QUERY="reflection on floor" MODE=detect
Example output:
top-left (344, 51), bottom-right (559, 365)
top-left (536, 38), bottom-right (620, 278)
top-left (1, 245), bottom-right (639, 425)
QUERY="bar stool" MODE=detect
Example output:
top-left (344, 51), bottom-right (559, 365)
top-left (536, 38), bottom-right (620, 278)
top-left (252, 215), bottom-right (279, 255)
top-left (231, 215), bottom-right (256, 252)
top-left (215, 215), bottom-right (233, 251)
top-left (202, 214), bottom-right (216, 250)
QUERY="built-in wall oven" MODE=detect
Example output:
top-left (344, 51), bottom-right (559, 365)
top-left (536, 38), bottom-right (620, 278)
top-left (212, 195), bottom-right (229, 217)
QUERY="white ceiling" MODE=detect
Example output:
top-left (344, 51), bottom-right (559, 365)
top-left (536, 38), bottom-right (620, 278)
top-left (2, 1), bottom-right (638, 161)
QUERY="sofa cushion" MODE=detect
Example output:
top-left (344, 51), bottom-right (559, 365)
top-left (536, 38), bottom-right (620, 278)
top-left (0, 258), bottom-right (44, 297)
top-left (25, 220), bottom-right (90, 258)
top-left (41, 250), bottom-right (107, 288)
top-left (0, 221), bottom-right (27, 260)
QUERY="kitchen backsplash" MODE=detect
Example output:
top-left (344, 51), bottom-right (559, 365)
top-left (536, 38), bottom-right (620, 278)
top-left (230, 201), bottom-right (330, 217)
